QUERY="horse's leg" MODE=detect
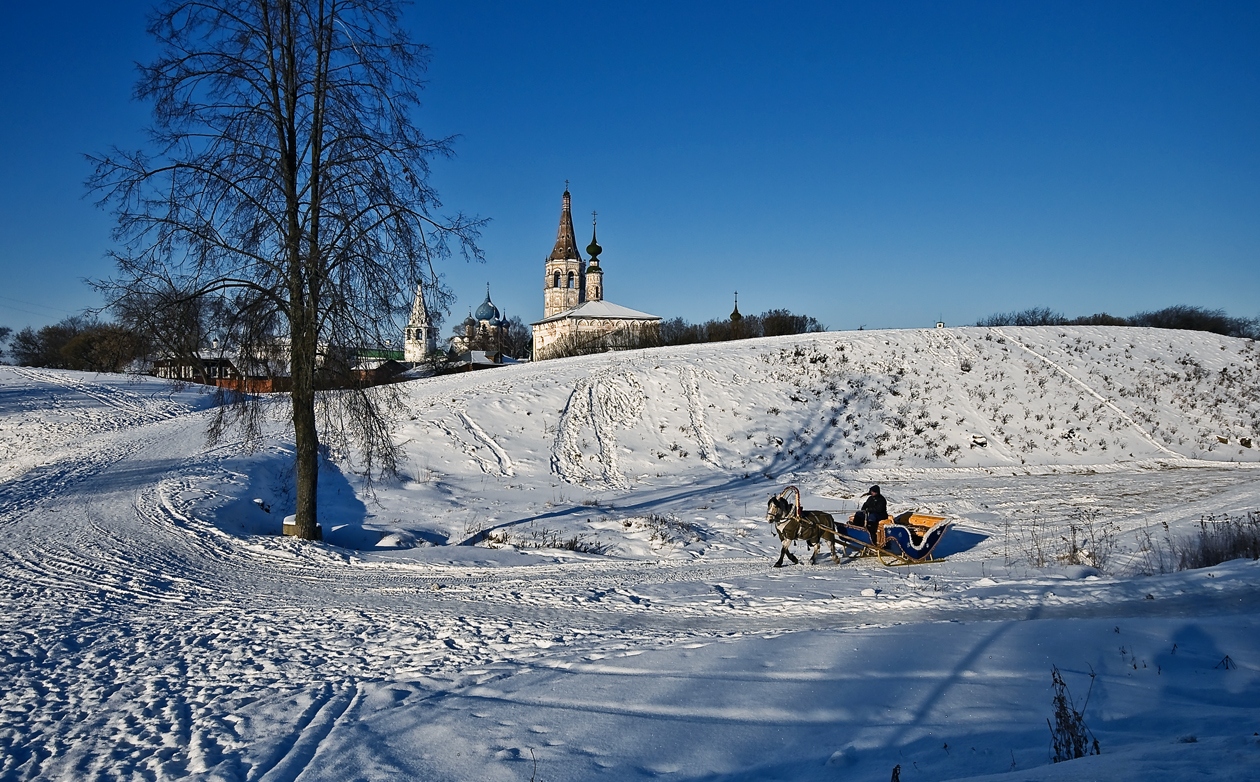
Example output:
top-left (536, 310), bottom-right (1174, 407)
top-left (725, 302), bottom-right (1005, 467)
top-left (784, 539), bottom-right (799, 565)
top-left (827, 532), bottom-right (840, 563)
top-left (775, 539), bottom-right (798, 567)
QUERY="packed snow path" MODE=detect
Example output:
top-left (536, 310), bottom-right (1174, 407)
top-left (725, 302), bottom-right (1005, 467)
top-left (1, 327), bottom-right (1259, 781)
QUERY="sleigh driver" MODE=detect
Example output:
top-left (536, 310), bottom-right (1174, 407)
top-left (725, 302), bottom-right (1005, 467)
top-left (850, 485), bottom-right (888, 545)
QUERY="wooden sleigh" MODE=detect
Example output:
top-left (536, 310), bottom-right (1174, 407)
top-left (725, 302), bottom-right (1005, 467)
top-left (863, 510), bottom-right (952, 566)
top-left (772, 486), bottom-right (952, 566)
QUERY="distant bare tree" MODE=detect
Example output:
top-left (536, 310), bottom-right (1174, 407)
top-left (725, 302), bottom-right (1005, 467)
top-left (658, 308), bottom-right (824, 346)
top-left (501, 316), bottom-right (532, 360)
top-left (976, 307), bottom-right (1066, 327)
top-left (977, 304), bottom-right (1259, 338)
top-left (759, 308), bottom-right (825, 337)
top-left (0, 326), bottom-right (11, 363)
top-left (89, 0), bottom-right (483, 539)
top-left (9, 316), bottom-right (146, 372)
top-left (113, 282), bottom-right (223, 383)
top-left (11, 317), bottom-right (91, 368)
top-left (1128, 305), bottom-right (1259, 338)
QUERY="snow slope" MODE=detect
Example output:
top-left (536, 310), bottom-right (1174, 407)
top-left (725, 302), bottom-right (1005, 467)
top-left (1, 327), bottom-right (1258, 782)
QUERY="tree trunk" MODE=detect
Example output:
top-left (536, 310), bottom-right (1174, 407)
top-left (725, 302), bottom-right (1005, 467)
top-left (290, 311), bottom-right (320, 540)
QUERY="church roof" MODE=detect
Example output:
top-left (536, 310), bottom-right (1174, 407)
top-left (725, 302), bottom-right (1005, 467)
top-left (532, 299), bottom-right (661, 325)
top-left (548, 190), bottom-right (583, 261)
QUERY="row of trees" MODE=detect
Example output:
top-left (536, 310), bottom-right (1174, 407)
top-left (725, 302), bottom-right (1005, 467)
top-left (533, 308), bottom-right (827, 361)
top-left (977, 305), bottom-right (1260, 339)
top-left (660, 308), bottom-right (826, 346)
top-left (0, 305), bottom-right (829, 370)
top-left (3, 317), bottom-right (145, 372)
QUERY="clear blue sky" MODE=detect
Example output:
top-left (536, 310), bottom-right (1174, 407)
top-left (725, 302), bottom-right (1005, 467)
top-left (1, 1), bottom-right (1257, 335)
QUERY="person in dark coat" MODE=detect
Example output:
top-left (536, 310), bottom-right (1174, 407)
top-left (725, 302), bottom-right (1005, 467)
top-left (851, 485), bottom-right (889, 544)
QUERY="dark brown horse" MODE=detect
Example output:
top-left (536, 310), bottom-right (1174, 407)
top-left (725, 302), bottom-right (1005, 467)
top-left (766, 493), bottom-right (841, 567)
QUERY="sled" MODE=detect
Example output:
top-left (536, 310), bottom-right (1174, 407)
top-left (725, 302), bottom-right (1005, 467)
top-left (866, 511), bottom-right (951, 566)
top-left (770, 487), bottom-right (951, 566)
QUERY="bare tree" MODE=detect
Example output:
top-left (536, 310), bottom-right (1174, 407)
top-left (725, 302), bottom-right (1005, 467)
top-left (89, 0), bottom-right (483, 539)
top-left (501, 316), bottom-right (532, 360)
top-left (113, 282), bottom-right (223, 383)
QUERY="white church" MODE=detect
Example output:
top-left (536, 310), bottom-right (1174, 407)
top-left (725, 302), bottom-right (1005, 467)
top-left (403, 187), bottom-right (660, 363)
top-left (530, 188), bottom-right (660, 360)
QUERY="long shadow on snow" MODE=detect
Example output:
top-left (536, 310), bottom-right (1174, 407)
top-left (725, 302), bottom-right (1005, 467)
top-left (928, 528), bottom-right (986, 558)
top-left (456, 471), bottom-right (774, 546)
top-left (210, 450), bottom-right (368, 544)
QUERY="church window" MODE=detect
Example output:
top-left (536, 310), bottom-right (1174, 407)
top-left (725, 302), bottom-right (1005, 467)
top-left (567, 272), bottom-right (575, 288)
top-left (553, 271), bottom-right (560, 288)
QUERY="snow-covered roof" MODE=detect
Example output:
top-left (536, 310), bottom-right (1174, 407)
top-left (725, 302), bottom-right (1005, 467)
top-left (532, 299), bottom-right (661, 325)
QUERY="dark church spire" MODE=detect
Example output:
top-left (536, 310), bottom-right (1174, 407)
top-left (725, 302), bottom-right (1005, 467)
top-left (548, 186), bottom-right (582, 261)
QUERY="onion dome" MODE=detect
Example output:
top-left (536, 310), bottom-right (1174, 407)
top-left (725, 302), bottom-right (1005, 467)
top-left (462, 310), bottom-right (476, 329)
top-left (586, 214), bottom-right (602, 264)
top-left (730, 292), bottom-right (742, 322)
top-left (474, 286), bottom-right (500, 322)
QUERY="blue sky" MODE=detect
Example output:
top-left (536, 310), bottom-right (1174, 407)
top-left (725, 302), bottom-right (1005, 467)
top-left (1, 1), bottom-right (1257, 335)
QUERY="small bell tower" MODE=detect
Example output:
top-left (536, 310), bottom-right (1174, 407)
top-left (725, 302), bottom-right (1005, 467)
top-left (584, 210), bottom-right (604, 303)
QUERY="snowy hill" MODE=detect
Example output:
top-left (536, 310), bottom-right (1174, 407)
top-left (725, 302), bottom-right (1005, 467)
top-left (1, 327), bottom-right (1258, 782)
top-left (272, 325), bottom-right (1258, 559)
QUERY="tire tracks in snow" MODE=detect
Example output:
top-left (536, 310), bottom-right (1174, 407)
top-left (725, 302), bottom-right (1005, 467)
top-left (255, 684), bottom-right (359, 782)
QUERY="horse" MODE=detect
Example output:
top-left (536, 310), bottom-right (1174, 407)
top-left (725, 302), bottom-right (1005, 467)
top-left (766, 494), bottom-right (841, 567)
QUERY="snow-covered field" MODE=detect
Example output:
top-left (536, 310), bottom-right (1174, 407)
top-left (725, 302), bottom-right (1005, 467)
top-left (2, 326), bottom-right (1258, 781)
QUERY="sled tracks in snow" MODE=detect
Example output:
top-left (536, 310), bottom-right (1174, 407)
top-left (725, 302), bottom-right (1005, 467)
top-left (434, 410), bottom-right (516, 478)
top-left (6, 366), bottom-right (193, 426)
top-left (679, 366), bottom-right (721, 468)
top-left (993, 329), bottom-right (1181, 458)
top-left (552, 371), bottom-right (646, 488)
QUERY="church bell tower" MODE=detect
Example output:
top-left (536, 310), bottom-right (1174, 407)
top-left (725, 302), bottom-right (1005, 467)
top-left (543, 187), bottom-right (585, 317)
top-left (404, 281), bottom-right (437, 362)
